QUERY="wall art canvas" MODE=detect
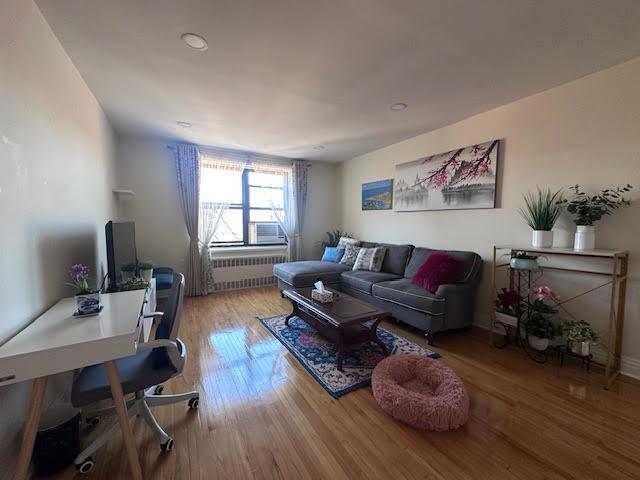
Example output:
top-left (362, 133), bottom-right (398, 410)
top-left (362, 179), bottom-right (393, 210)
top-left (393, 139), bottom-right (499, 211)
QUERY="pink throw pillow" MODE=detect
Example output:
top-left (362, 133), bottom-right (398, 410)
top-left (411, 251), bottom-right (464, 294)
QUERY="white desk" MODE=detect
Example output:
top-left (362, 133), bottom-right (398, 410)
top-left (0, 283), bottom-right (155, 480)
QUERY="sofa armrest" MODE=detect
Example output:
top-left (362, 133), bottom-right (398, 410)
top-left (435, 282), bottom-right (474, 297)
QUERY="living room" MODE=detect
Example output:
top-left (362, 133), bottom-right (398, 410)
top-left (2, 0), bottom-right (640, 478)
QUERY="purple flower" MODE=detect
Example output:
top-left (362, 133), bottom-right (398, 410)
top-left (69, 263), bottom-right (90, 282)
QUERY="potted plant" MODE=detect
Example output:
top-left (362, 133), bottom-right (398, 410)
top-left (495, 288), bottom-right (522, 327)
top-left (526, 286), bottom-right (559, 351)
top-left (138, 261), bottom-right (154, 282)
top-left (557, 184), bottom-right (632, 250)
top-left (319, 230), bottom-right (351, 248)
top-left (510, 251), bottom-right (539, 271)
top-left (519, 187), bottom-right (563, 248)
top-left (67, 263), bottom-right (101, 315)
top-left (121, 262), bottom-right (137, 281)
top-left (563, 320), bottom-right (598, 356)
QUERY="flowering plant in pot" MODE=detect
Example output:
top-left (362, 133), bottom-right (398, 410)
top-left (562, 320), bottom-right (598, 356)
top-left (519, 187), bottom-right (563, 248)
top-left (138, 261), bottom-right (154, 282)
top-left (67, 264), bottom-right (101, 315)
top-left (525, 286), bottom-right (559, 351)
top-left (495, 288), bottom-right (522, 326)
top-left (509, 251), bottom-right (540, 271)
top-left (557, 184), bottom-right (632, 250)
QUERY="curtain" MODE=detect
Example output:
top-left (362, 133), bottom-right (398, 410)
top-left (292, 160), bottom-right (310, 260)
top-left (173, 144), bottom-right (201, 296)
top-left (199, 202), bottom-right (228, 295)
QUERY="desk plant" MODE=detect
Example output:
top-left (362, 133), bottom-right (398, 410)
top-left (139, 261), bottom-right (154, 282)
top-left (121, 262), bottom-right (137, 281)
top-left (519, 187), bottom-right (563, 248)
top-left (68, 263), bottom-right (101, 315)
top-left (525, 286), bottom-right (560, 351)
top-left (562, 320), bottom-right (598, 356)
top-left (557, 184), bottom-right (632, 250)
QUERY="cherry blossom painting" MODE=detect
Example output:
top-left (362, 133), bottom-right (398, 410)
top-left (393, 139), bottom-right (499, 211)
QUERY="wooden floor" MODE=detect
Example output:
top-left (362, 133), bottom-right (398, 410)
top-left (47, 287), bottom-right (640, 480)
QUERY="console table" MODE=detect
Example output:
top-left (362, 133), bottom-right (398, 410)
top-left (489, 246), bottom-right (629, 389)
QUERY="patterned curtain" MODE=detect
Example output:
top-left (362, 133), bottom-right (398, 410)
top-left (292, 160), bottom-right (310, 260)
top-left (173, 144), bottom-right (201, 296)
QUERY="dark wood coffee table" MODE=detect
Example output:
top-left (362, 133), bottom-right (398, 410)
top-left (282, 287), bottom-right (390, 371)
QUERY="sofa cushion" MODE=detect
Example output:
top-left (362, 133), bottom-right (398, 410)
top-left (411, 251), bottom-right (464, 294)
top-left (337, 236), bottom-right (360, 249)
top-left (405, 247), bottom-right (480, 282)
top-left (341, 271), bottom-right (402, 294)
top-left (372, 279), bottom-right (445, 316)
top-left (379, 243), bottom-right (413, 276)
top-left (353, 246), bottom-right (387, 272)
top-left (321, 247), bottom-right (345, 263)
top-left (273, 261), bottom-right (350, 288)
top-left (339, 244), bottom-right (361, 267)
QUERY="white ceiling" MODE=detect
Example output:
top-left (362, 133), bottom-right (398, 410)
top-left (36, 0), bottom-right (640, 161)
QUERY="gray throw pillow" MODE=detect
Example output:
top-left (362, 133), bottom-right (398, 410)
top-left (339, 244), bottom-right (361, 267)
top-left (353, 247), bottom-right (387, 272)
top-left (336, 236), bottom-right (360, 250)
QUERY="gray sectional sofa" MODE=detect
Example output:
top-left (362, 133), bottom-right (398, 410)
top-left (273, 242), bottom-right (482, 343)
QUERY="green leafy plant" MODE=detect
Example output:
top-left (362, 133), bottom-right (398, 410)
top-left (511, 251), bottom-right (539, 260)
top-left (138, 261), bottom-right (153, 270)
top-left (525, 286), bottom-right (559, 339)
top-left (118, 278), bottom-right (149, 291)
top-left (557, 184), bottom-right (632, 226)
top-left (519, 187), bottom-right (563, 231)
top-left (526, 313), bottom-right (558, 339)
top-left (562, 320), bottom-right (598, 343)
top-left (319, 230), bottom-right (350, 248)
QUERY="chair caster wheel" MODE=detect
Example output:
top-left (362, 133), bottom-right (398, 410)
top-left (76, 457), bottom-right (95, 474)
top-left (86, 416), bottom-right (100, 427)
top-left (161, 438), bottom-right (174, 451)
top-left (188, 397), bottom-right (199, 409)
top-left (425, 333), bottom-right (435, 346)
top-left (154, 385), bottom-right (164, 395)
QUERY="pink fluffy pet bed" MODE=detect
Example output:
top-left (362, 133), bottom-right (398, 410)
top-left (371, 354), bottom-right (469, 431)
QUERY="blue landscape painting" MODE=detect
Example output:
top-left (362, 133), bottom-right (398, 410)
top-left (362, 179), bottom-right (393, 210)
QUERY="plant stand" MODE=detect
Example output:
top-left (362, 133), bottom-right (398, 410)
top-left (557, 345), bottom-right (593, 372)
top-left (490, 246), bottom-right (629, 389)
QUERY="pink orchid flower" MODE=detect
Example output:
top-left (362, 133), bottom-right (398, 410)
top-left (530, 286), bottom-right (559, 302)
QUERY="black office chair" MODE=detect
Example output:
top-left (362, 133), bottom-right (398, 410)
top-left (71, 273), bottom-right (199, 473)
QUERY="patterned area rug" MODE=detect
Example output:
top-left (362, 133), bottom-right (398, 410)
top-left (259, 314), bottom-right (440, 398)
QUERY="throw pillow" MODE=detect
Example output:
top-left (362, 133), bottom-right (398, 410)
top-left (321, 247), bottom-right (345, 263)
top-left (352, 247), bottom-right (387, 272)
top-left (411, 251), bottom-right (464, 294)
top-left (339, 244), bottom-right (361, 267)
top-left (336, 236), bottom-right (360, 250)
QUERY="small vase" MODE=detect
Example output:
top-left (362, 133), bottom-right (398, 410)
top-left (574, 225), bottom-right (595, 251)
top-left (141, 268), bottom-right (153, 282)
top-left (510, 257), bottom-right (538, 270)
top-left (528, 335), bottom-right (550, 351)
top-left (532, 230), bottom-right (553, 248)
top-left (570, 341), bottom-right (590, 356)
top-left (76, 292), bottom-right (101, 315)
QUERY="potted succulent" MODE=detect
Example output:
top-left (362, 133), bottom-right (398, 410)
top-left (510, 251), bottom-right (539, 271)
top-left (121, 262), bottom-right (137, 281)
top-left (495, 288), bottom-right (522, 327)
top-left (557, 184), bottom-right (632, 250)
top-left (519, 187), bottom-right (563, 248)
top-left (563, 320), bottom-right (598, 356)
top-left (67, 263), bottom-right (101, 315)
top-left (138, 261), bottom-right (154, 282)
top-left (525, 286), bottom-right (559, 351)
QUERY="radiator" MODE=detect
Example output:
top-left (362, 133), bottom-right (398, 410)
top-left (209, 254), bottom-right (287, 292)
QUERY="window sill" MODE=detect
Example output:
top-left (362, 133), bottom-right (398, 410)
top-left (210, 245), bottom-right (287, 255)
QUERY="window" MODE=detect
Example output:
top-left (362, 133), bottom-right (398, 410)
top-left (200, 167), bottom-right (287, 247)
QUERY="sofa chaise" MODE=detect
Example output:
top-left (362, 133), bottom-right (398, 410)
top-left (273, 242), bottom-right (482, 343)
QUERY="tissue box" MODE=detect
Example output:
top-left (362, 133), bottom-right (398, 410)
top-left (311, 289), bottom-right (333, 303)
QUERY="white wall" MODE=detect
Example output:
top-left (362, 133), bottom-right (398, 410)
top-left (0, 0), bottom-right (116, 476)
top-left (115, 136), bottom-right (341, 275)
top-left (339, 58), bottom-right (640, 374)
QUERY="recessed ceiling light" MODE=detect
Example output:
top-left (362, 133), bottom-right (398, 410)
top-left (390, 102), bottom-right (407, 111)
top-left (313, 145), bottom-right (325, 151)
top-left (177, 121), bottom-right (192, 128)
top-left (181, 33), bottom-right (208, 51)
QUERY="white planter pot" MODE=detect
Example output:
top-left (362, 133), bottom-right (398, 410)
top-left (528, 335), bottom-right (550, 351)
top-left (141, 268), bottom-right (153, 282)
top-left (76, 292), bottom-right (101, 315)
top-left (574, 225), bottom-right (595, 251)
top-left (495, 311), bottom-right (518, 327)
top-left (532, 230), bottom-right (553, 248)
top-left (570, 341), bottom-right (591, 356)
